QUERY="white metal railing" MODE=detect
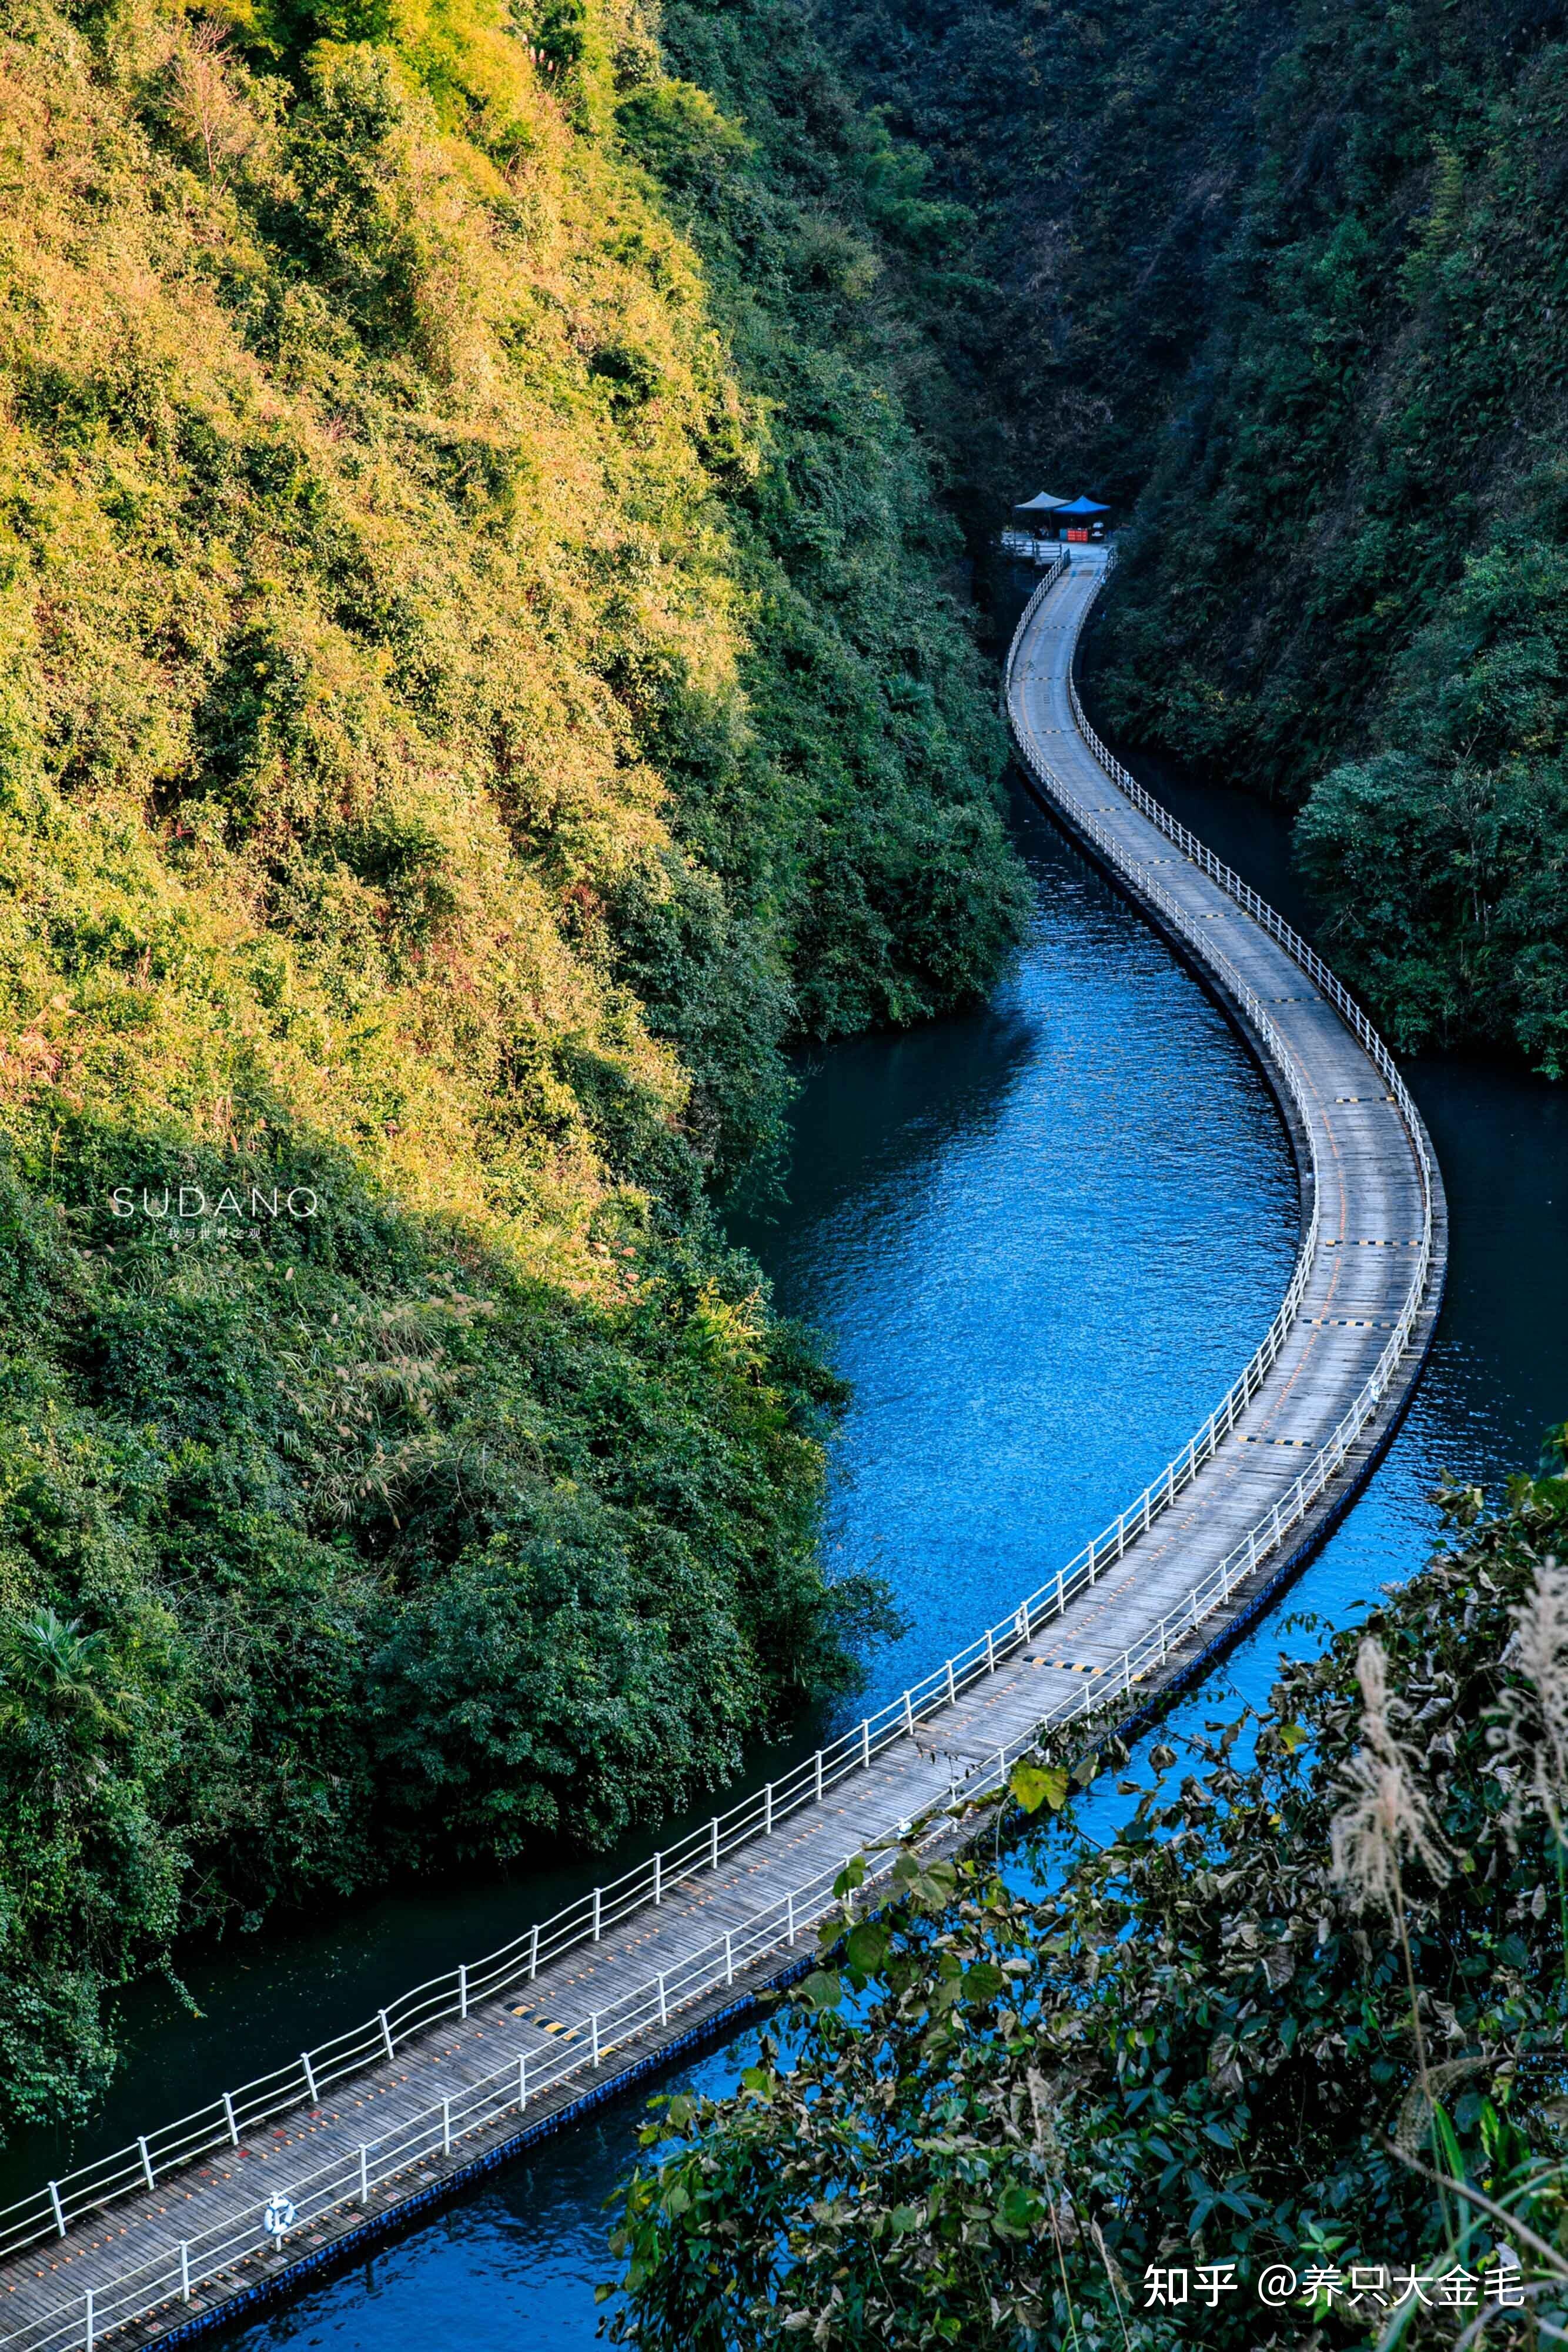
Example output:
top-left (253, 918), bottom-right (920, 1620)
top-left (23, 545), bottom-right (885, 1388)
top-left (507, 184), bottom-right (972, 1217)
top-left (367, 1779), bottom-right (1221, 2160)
top-left (2, 1339), bottom-right (1436, 2352)
top-left (1002, 549), bottom-right (1436, 1646)
top-left (1049, 553), bottom-right (1433, 1119)
top-left (0, 1647), bottom-right (1152, 2352)
top-left (0, 1835), bottom-right (917, 2352)
top-left (1000, 528), bottom-right (1066, 563)
top-left (0, 551), bottom-right (1437, 2352)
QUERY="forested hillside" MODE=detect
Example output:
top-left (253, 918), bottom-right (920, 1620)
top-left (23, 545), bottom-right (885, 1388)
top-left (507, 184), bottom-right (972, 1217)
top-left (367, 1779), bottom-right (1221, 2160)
top-left (0, 0), bottom-right (1021, 2129)
top-left (824, 0), bottom-right (1568, 1075)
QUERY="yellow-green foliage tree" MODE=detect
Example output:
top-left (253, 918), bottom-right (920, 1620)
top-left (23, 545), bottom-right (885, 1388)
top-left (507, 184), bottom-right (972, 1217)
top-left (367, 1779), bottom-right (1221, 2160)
top-left (0, 0), bottom-right (1021, 2128)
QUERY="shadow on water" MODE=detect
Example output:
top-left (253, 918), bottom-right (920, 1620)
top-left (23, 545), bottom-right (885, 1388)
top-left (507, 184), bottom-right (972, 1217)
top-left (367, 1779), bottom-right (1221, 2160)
top-left (728, 791), bottom-right (1299, 1705)
top-left (1071, 678), bottom-right (1568, 1749)
top-left (1077, 681), bottom-right (1568, 1486)
top-left (737, 997), bottom-right (1041, 1253)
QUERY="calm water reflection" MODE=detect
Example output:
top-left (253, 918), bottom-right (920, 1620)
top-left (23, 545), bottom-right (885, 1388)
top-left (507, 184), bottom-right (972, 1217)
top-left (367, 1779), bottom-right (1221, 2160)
top-left (728, 790), bottom-right (1298, 1712)
top-left (21, 745), bottom-right (1563, 2350)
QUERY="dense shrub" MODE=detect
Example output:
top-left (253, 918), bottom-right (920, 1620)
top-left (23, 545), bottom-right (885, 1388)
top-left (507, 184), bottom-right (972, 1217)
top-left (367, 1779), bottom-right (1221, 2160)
top-left (610, 1432), bottom-right (1568, 2346)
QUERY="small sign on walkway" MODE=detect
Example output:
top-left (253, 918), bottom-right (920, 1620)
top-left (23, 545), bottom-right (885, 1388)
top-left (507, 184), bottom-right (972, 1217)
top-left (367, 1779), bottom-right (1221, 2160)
top-left (263, 2196), bottom-right (297, 2244)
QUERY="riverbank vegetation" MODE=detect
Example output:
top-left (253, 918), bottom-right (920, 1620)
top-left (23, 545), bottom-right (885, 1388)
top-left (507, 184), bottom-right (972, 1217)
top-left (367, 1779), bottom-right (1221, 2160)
top-left (823, 0), bottom-right (1568, 1077)
top-left (610, 1429), bottom-right (1568, 2346)
top-left (0, 0), bottom-right (1023, 2131)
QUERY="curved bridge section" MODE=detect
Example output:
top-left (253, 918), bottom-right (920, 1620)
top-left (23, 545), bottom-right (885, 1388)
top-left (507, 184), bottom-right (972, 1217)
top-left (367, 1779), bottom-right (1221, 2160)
top-left (1004, 548), bottom-right (1444, 1636)
top-left (0, 552), bottom-right (1445, 2352)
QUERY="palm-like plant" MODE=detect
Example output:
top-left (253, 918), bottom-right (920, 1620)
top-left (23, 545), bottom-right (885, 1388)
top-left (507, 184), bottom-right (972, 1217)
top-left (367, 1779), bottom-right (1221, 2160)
top-left (3, 1608), bottom-right (108, 1713)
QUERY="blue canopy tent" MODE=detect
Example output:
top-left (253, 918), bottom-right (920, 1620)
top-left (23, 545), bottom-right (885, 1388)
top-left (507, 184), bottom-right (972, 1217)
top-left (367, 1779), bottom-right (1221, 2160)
top-left (1054, 493), bottom-right (1111, 541)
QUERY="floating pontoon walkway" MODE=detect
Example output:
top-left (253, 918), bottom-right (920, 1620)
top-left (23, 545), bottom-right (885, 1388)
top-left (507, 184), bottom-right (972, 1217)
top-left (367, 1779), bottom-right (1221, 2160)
top-left (0, 547), bottom-right (1445, 2351)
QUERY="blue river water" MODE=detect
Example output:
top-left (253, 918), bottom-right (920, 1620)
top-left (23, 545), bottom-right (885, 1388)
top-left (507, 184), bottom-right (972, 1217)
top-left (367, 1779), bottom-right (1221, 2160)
top-left (14, 716), bottom-right (1566, 2347)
